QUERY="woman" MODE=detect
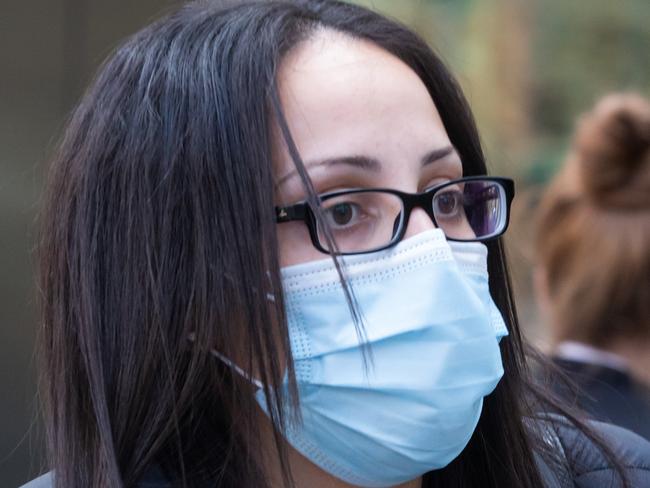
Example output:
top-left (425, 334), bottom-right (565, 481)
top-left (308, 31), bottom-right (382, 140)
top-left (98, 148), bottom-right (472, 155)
top-left (26, 1), bottom-right (650, 487)
top-left (534, 93), bottom-right (650, 441)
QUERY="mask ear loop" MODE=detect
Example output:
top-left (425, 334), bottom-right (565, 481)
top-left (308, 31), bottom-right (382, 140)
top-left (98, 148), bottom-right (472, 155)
top-left (209, 348), bottom-right (265, 389)
top-left (187, 333), bottom-right (264, 389)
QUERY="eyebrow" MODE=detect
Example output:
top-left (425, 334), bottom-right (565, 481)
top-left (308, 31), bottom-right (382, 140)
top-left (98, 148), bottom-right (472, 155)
top-left (275, 145), bottom-right (456, 186)
top-left (420, 145), bottom-right (456, 166)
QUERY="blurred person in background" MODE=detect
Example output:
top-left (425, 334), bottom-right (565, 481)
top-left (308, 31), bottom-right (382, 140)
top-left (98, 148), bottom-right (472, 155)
top-left (534, 93), bottom-right (650, 441)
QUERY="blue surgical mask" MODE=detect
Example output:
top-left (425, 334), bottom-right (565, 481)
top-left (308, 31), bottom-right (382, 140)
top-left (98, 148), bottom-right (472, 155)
top-left (256, 229), bottom-right (507, 487)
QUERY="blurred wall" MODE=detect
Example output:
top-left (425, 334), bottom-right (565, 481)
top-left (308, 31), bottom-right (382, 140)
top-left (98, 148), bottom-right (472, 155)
top-left (1, 0), bottom-right (648, 486)
top-left (0, 2), bottom-right (176, 485)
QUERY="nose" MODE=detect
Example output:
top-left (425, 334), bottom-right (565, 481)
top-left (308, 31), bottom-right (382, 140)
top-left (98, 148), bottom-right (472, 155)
top-left (402, 207), bottom-right (437, 240)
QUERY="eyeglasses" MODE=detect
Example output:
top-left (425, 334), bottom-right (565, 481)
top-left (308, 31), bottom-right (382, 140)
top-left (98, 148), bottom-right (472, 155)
top-left (275, 176), bottom-right (514, 255)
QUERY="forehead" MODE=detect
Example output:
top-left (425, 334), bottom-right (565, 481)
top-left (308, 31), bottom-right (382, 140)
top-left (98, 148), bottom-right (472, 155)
top-left (274, 30), bottom-right (450, 176)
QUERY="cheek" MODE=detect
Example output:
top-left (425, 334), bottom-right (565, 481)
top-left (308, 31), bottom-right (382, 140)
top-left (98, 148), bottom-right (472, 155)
top-left (277, 221), bottom-right (326, 267)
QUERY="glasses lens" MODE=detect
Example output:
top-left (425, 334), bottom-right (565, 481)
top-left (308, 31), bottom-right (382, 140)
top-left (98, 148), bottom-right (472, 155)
top-left (432, 180), bottom-right (506, 240)
top-left (316, 191), bottom-right (404, 253)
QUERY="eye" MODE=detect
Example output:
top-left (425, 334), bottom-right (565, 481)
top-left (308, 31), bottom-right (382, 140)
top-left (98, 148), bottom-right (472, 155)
top-left (324, 201), bottom-right (362, 228)
top-left (433, 190), bottom-right (463, 217)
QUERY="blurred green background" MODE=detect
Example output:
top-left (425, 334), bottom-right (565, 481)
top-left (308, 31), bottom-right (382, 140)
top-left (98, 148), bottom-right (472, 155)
top-left (1, 0), bottom-right (648, 485)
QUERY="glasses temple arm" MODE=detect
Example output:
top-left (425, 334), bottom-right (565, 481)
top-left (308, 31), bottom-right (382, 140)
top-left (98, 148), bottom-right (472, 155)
top-left (275, 203), bottom-right (309, 223)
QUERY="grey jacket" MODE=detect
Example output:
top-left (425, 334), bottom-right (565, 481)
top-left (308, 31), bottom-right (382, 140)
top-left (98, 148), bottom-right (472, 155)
top-left (20, 418), bottom-right (650, 488)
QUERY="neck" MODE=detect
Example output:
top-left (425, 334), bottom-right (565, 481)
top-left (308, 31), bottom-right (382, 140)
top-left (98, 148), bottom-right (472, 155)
top-left (607, 336), bottom-right (650, 386)
top-left (555, 337), bottom-right (650, 386)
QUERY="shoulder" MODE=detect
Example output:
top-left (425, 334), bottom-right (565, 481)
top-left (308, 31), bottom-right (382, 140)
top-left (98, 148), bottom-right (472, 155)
top-left (18, 472), bottom-right (52, 488)
top-left (536, 414), bottom-right (650, 487)
top-left (558, 417), bottom-right (650, 486)
top-left (18, 466), bottom-right (170, 488)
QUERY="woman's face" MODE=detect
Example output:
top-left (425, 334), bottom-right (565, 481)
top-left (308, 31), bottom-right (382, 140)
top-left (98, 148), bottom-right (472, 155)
top-left (274, 31), bottom-right (462, 267)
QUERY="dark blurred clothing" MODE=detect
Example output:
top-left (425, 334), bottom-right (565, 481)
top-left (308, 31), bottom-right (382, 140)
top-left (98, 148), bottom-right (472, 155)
top-left (20, 417), bottom-right (650, 488)
top-left (552, 341), bottom-right (650, 441)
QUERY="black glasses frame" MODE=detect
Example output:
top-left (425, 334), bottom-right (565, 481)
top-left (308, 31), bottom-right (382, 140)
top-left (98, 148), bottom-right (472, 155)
top-left (275, 176), bottom-right (515, 255)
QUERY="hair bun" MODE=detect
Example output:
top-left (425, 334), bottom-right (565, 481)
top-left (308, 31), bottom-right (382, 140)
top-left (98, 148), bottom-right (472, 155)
top-left (573, 93), bottom-right (650, 210)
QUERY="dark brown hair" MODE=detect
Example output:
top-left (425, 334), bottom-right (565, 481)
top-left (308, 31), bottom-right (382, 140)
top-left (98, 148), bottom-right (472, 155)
top-left (37, 1), bottom-right (625, 487)
top-left (535, 93), bottom-right (650, 346)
